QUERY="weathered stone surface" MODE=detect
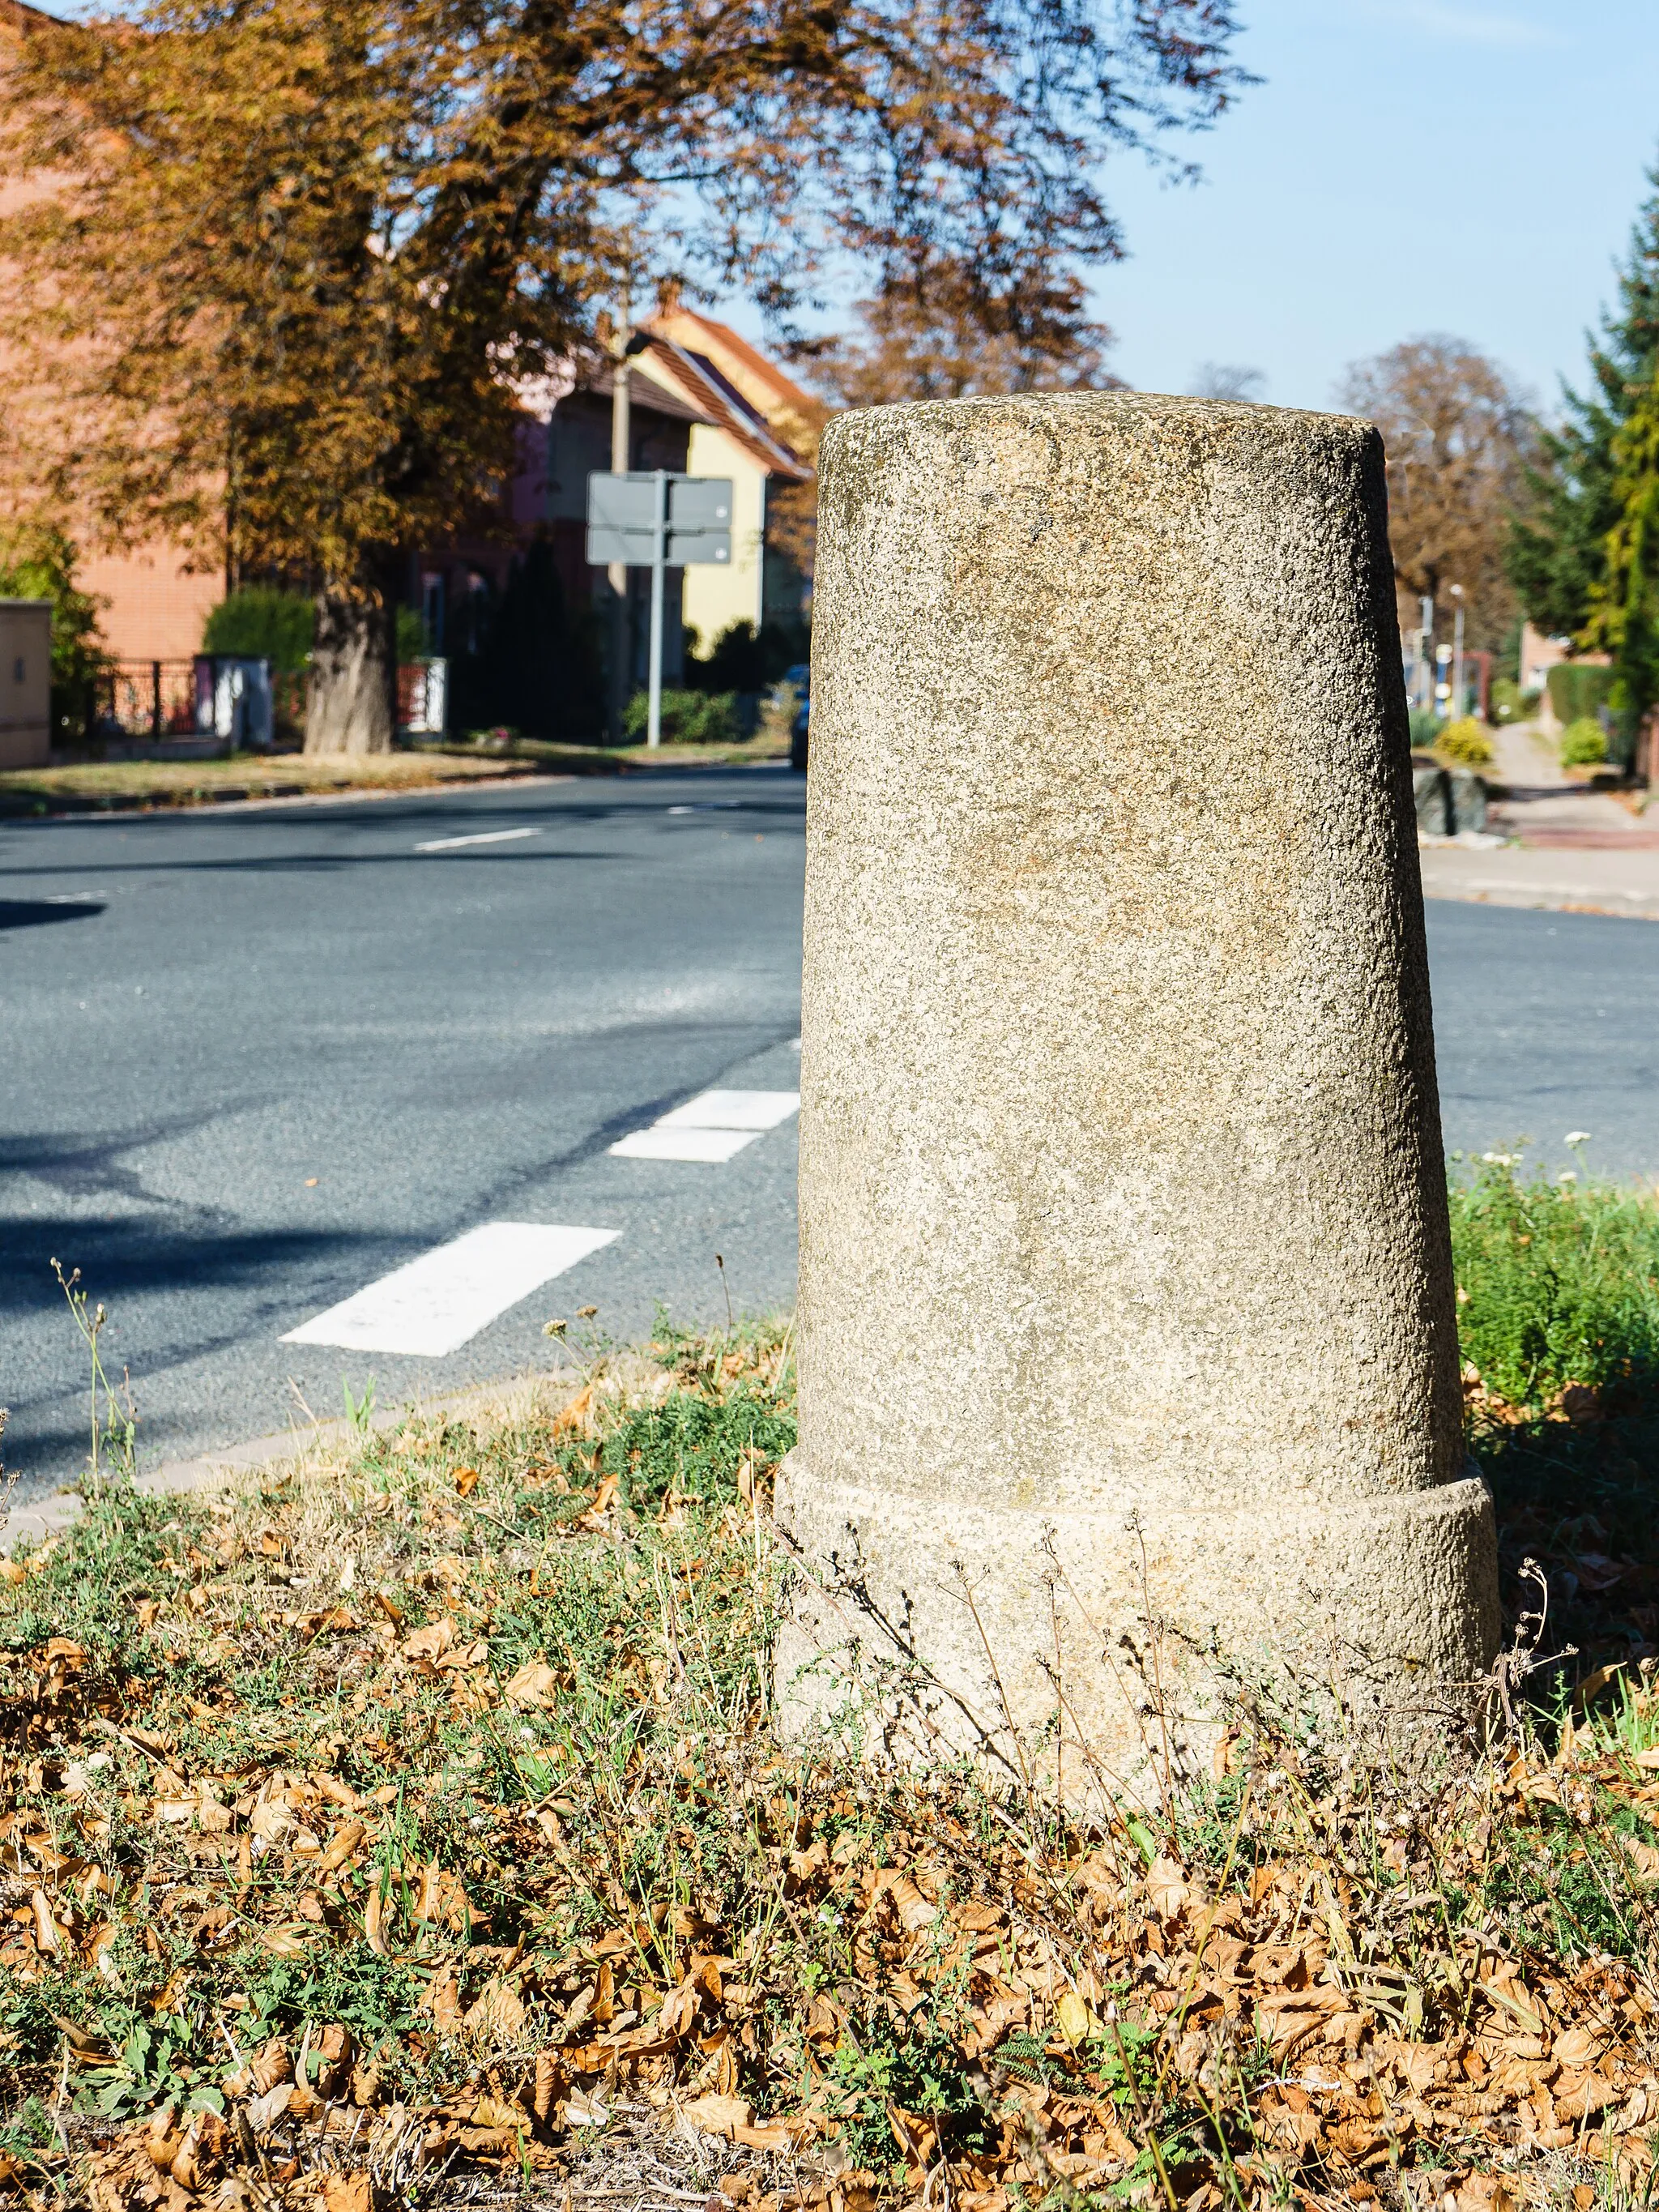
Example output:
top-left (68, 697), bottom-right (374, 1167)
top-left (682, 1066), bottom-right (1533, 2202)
top-left (1414, 765), bottom-right (1452, 836)
top-left (777, 391), bottom-right (1499, 1767)
top-left (1449, 768), bottom-right (1488, 835)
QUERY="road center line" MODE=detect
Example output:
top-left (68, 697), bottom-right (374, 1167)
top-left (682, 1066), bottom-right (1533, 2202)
top-left (280, 1221), bottom-right (619, 1356)
top-left (415, 826), bottom-right (540, 852)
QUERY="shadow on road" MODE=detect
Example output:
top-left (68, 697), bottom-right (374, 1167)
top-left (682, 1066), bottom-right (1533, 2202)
top-left (0, 899), bottom-right (106, 930)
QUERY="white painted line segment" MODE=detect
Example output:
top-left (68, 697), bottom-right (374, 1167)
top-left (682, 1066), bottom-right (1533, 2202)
top-left (281, 1222), bottom-right (619, 1356)
top-left (656, 1088), bottom-right (800, 1131)
top-left (608, 1127), bottom-right (760, 1163)
top-left (608, 1087), bottom-right (800, 1162)
top-left (415, 826), bottom-right (539, 853)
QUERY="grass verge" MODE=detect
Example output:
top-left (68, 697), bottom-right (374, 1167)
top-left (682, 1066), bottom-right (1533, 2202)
top-left (5, 1169), bottom-right (1659, 2210)
top-left (0, 754), bottom-right (537, 818)
top-left (416, 737), bottom-right (792, 775)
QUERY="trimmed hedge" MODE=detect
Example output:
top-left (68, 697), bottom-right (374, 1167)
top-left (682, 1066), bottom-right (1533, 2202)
top-left (1546, 662), bottom-right (1614, 729)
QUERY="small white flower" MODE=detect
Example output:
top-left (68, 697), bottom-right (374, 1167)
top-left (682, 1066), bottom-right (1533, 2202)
top-left (1565, 1130), bottom-right (1592, 1147)
top-left (1557, 1170), bottom-right (1578, 1185)
top-left (1481, 1151), bottom-right (1517, 1167)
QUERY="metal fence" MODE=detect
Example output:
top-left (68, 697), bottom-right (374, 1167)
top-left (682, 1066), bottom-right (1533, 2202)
top-left (91, 656), bottom-right (445, 747)
top-left (96, 660), bottom-right (199, 741)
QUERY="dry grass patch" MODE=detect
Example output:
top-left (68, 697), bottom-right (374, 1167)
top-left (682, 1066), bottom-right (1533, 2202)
top-left (0, 754), bottom-right (535, 816)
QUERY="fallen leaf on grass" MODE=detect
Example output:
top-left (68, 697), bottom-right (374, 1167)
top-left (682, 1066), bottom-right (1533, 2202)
top-left (463, 1978), bottom-right (527, 2039)
top-left (503, 1658), bottom-right (557, 1707)
top-left (403, 1617), bottom-right (454, 1662)
top-left (683, 2092), bottom-right (755, 2141)
top-left (314, 1819), bottom-right (365, 1874)
top-left (245, 2082), bottom-right (292, 2133)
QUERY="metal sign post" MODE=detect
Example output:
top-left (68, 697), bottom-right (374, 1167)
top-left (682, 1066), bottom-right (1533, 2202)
top-left (586, 472), bottom-right (734, 747)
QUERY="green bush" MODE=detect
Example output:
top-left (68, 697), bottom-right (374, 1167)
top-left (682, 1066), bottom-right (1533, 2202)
top-left (1408, 708), bottom-right (1444, 753)
top-left (622, 687), bottom-right (743, 745)
top-left (203, 586), bottom-right (314, 672)
top-left (684, 614), bottom-right (810, 694)
top-left (1546, 662), bottom-right (1614, 731)
top-left (1489, 678), bottom-right (1541, 724)
top-left (204, 591), bottom-right (424, 673)
top-left (1448, 1153), bottom-right (1659, 1406)
top-left (1438, 716), bottom-right (1495, 767)
top-left (1560, 716), bottom-right (1608, 767)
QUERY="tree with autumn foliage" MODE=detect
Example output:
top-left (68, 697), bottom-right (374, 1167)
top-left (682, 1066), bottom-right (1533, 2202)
top-left (1336, 335), bottom-right (1536, 658)
top-left (803, 258), bottom-right (1120, 410)
top-left (0, 0), bottom-right (1245, 751)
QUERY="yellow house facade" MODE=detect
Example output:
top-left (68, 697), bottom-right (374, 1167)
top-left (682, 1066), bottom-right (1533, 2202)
top-left (637, 310), bottom-right (817, 655)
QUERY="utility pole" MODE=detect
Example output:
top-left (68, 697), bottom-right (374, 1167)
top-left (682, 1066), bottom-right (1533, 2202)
top-left (1418, 596), bottom-right (1434, 716)
top-left (606, 294), bottom-right (634, 744)
top-left (646, 472), bottom-right (667, 749)
top-left (1450, 584), bottom-right (1466, 721)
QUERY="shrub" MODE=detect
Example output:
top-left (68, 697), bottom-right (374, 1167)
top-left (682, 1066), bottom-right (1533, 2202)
top-left (1559, 716), bottom-right (1608, 767)
top-left (622, 687), bottom-right (742, 745)
top-left (684, 614), bottom-right (810, 694)
top-left (1407, 708), bottom-right (1444, 753)
top-left (1448, 1152), bottom-right (1659, 1406)
top-left (1489, 677), bottom-right (1541, 724)
top-left (203, 586), bottom-right (313, 672)
top-left (1546, 661), bottom-right (1614, 731)
top-left (1438, 716), bottom-right (1495, 767)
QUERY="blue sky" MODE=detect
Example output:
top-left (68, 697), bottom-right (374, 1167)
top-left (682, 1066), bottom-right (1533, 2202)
top-left (720, 2), bottom-right (1659, 421)
top-left (1087, 0), bottom-right (1659, 414)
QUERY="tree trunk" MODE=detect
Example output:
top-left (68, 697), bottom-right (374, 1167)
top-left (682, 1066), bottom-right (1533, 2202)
top-left (305, 587), bottom-right (394, 754)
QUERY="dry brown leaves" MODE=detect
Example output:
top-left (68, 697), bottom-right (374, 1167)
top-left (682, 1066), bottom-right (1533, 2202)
top-left (5, 1347), bottom-right (1659, 2212)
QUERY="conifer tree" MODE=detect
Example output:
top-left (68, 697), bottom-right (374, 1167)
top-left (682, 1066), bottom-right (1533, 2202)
top-left (1580, 365), bottom-right (1659, 757)
top-left (1508, 164), bottom-right (1659, 640)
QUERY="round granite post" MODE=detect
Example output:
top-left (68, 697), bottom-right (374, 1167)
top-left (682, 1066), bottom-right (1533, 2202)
top-left (776, 391), bottom-right (1499, 1766)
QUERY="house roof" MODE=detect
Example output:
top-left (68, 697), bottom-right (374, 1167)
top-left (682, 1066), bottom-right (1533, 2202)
top-left (649, 305), bottom-right (821, 429)
top-left (633, 335), bottom-right (812, 484)
top-left (578, 361), bottom-right (716, 429)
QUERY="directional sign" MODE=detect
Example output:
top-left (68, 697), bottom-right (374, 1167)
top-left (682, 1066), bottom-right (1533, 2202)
top-left (586, 472), bottom-right (733, 568)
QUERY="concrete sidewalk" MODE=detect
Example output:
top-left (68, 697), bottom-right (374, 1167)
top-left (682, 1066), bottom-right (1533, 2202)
top-left (1420, 839), bottom-right (1659, 920)
top-left (1421, 721), bottom-right (1659, 919)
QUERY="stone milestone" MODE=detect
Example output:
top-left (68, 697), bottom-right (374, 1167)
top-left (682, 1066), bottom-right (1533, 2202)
top-left (776, 391), bottom-right (1499, 1770)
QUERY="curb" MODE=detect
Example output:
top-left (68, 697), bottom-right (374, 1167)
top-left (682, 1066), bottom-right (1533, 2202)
top-left (0, 754), bottom-right (795, 822)
top-left (0, 765), bottom-right (560, 824)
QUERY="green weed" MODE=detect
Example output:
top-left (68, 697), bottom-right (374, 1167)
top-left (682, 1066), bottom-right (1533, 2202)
top-left (1448, 1150), bottom-right (1659, 1405)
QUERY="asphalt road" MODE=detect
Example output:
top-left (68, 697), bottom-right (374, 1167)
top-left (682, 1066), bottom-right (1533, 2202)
top-left (2, 767), bottom-right (807, 1495)
top-left (2, 772), bottom-right (1657, 1497)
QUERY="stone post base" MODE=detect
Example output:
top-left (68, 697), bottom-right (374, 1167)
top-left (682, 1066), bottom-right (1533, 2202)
top-left (774, 1455), bottom-right (1499, 1777)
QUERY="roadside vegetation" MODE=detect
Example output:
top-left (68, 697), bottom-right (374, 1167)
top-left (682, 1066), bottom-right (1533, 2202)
top-left (4, 1159), bottom-right (1659, 2210)
top-left (0, 754), bottom-right (535, 818)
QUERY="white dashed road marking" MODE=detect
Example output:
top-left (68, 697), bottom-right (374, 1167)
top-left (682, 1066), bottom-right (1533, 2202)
top-left (609, 1087), bottom-right (800, 1162)
top-left (416, 826), bottom-right (539, 853)
top-left (281, 1222), bottom-right (619, 1356)
top-left (609, 1127), bottom-right (760, 1163)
